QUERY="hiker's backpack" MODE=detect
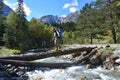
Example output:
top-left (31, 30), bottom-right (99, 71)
top-left (58, 29), bottom-right (62, 38)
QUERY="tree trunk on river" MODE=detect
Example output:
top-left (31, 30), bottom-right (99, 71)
top-left (0, 47), bottom-right (96, 61)
top-left (0, 49), bottom-right (97, 68)
top-left (0, 59), bottom-right (74, 68)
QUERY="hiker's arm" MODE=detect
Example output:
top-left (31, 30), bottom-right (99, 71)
top-left (52, 33), bottom-right (55, 41)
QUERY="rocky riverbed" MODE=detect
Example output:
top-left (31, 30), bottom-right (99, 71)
top-left (0, 64), bottom-right (28, 80)
top-left (0, 44), bottom-right (120, 80)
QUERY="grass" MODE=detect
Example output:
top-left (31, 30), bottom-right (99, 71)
top-left (0, 47), bottom-right (20, 57)
top-left (0, 44), bottom-right (119, 57)
top-left (109, 44), bottom-right (120, 48)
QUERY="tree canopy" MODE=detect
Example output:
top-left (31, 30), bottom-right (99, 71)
top-left (76, 0), bottom-right (120, 44)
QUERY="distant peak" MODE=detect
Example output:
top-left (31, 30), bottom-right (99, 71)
top-left (39, 12), bottom-right (80, 24)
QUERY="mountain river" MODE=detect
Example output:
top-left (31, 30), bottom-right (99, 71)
top-left (26, 57), bottom-right (120, 80)
top-left (25, 44), bottom-right (120, 80)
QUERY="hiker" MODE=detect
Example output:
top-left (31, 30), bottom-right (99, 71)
top-left (52, 27), bottom-right (60, 50)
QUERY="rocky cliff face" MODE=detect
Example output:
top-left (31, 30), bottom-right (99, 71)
top-left (61, 12), bottom-right (80, 23)
top-left (2, 3), bottom-right (13, 17)
top-left (40, 12), bottom-right (80, 24)
top-left (40, 15), bottom-right (60, 24)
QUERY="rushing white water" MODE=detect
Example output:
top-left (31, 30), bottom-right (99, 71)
top-left (26, 65), bottom-right (120, 80)
top-left (26, 56), bottom-right (120, 80)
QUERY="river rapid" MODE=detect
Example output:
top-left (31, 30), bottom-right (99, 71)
top-left (25, 44), bottom-right (120, 80)
top-left (26, 57), bottom-right (120, 80)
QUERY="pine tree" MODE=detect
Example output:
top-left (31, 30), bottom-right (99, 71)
top-left (4, 0), bottom-right (28, 50)
top-left (0, 0), bottom-right (3, 27)
top-left (15, 0), bottom-right (28, 50)
top-left (76, 3), bottom-right (100, 44)
top-left (103, 0), bottom-right (119, 43)
top-left (0, 0), bottom-right (4, 45)
top-left (76, 0), bottom-right (120, 44)
top-left (16, 0), bottom-right (26, 17)
top-left (0, 0), bottom-right (3, 25)
top-left (0, 0), bottom-right (3, 14)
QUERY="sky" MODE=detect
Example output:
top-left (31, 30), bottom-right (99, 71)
top-left (4, 0), bottom-right (96, 21)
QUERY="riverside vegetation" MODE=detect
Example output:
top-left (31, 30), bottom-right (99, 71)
top-left (0, 0), bottom-right (120, 52)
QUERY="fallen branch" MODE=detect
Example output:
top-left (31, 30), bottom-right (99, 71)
top-left (74, 49), bottom-right (97, 64)
top-left (0, 47), bottom-right (96, 61)
top-left (0, 59), bottom-right (75, 68)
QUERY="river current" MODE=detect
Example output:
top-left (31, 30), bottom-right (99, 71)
top-left (26, 57), bottom-right (120, 80)
top-left (26, 44), bottom-right (120, 80)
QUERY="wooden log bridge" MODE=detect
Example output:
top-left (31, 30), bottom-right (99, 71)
top-left (0, 47), bottom-right (97, 68)
top-left (0, 47), bottom-right (96, 61)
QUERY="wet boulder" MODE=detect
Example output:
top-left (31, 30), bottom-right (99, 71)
top-left (86, 64), bottom-right (92, 69)
top-left (110, 55), bottom-right (119, 66)
top-left (115, 58), bottom-right (120, 64)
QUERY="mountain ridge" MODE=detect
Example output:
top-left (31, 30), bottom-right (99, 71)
top-left (2, 3), bottom-right (13, 17)
top-left (40, 12), bottom-right (80, 24)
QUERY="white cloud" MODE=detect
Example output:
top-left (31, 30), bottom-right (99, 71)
top-left (69, 7), bottom-right (77, 13)
top-left (63, 0), bottom-right (78, 9)
top-left (4, 0), bottom-right (31, 16)
top-left (23, 3), bottom-right (31, 16)
top-left (4, 0), bottom-right (17, 11)
top-left (61, 15), bottom-right (66, 17)
top-left (63, 3), bottom-right (71, 9)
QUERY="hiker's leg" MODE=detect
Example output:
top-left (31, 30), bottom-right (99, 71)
top-left (54, 39), bottom-right (57, 50)
top-left (58, 38), bottom-right (62, 49)
top-left (54, 38), bottom-right (58, 51)
top-left (56, 38), bottom-right (61, 50)
top-left (57, 38), bottom-right (61, 49)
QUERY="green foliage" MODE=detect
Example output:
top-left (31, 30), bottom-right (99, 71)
top-left (61, 22), bottom-right (76, 32)
top-left (0, 19), bottom-right (5, 45)
top-left (0, 47), bottom-right (20, 57)
top-left (28, 18), bottom-right (53, 48)
top-left (3, 12), bottom-right (18, 47)
top-left (3, 11), bottom-right (28, 51)
top-left (76, 0), bottom-right (120, 44)
top-left (62, 31), bottom-right (80, 44)
top-left (76, 3), bottom-right (101, 44)
top-left (116, 27), bottom-right (120, 43)
top-left (0, 0), bottom-right (3, 15)
top-left (16, 0), bottom-right (26, 17)
top-left (0, 0), bottom-right (4, 45)
top-left (116, 2), bottom-right (120, 6)
top-left (51, 22), bottom-right (76, 32)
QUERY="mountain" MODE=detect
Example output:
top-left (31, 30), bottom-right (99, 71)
top-left (40, 15), bottom-right (60, 24)
top-left (2, 3), bottom-right (13, 17)
top-left (40, 12), bottom-right (80, 24)
top-left (61, 12), bottom-right (80, 23)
